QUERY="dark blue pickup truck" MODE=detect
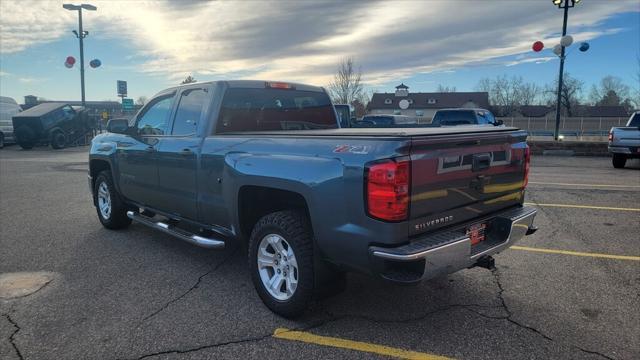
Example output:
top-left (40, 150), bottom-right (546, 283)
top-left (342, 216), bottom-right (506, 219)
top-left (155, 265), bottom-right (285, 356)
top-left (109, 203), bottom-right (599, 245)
top-left (89, 80), bottom-right (537, 317)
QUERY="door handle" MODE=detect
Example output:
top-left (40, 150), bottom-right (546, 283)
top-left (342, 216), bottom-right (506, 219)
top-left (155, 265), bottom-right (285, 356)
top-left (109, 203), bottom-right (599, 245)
top-left (178, 148), bottom-right (193, 155)
top-left (145, 146), bottom-right (155, 152)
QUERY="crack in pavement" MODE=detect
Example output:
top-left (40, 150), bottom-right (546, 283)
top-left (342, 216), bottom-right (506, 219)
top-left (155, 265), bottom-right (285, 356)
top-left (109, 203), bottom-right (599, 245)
top-left (490, 268), bottom-right (616, 360)
top-left (3, 313), bottom-right (23, 360)
top-left (139, 248), bottom-right (239, 324)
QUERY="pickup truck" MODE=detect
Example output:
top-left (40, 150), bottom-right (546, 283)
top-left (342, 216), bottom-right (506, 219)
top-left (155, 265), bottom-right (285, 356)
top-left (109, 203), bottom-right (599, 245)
top-left (608, 111), bottom-right (640, 168)
top-left (432, 108), bottom-right (503, 127)
top-left (89, 80), bottom-right (537, 317)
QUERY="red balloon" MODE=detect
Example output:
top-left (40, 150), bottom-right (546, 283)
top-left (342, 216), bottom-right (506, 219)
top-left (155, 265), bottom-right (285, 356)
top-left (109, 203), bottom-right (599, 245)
top-left (66, 56), bottom-right (76, 65)
top-left (532, 41), bottom-right (544, 52)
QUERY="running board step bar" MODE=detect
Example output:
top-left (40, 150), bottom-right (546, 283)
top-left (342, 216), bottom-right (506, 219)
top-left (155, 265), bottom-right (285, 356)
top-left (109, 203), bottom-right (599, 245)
top-left (127, 211), bottom-right (225, 249)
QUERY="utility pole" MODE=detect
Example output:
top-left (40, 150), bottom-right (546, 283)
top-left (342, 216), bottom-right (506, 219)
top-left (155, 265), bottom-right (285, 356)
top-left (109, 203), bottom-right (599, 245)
top-left (63, 4), bottom-right (97, 107)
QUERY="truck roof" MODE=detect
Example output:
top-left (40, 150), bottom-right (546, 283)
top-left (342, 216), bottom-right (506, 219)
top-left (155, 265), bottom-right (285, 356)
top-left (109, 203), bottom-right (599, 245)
top-left (164, 80), bottom-right (326, 94)
top-left (13, 102), bottom-right (68, 118)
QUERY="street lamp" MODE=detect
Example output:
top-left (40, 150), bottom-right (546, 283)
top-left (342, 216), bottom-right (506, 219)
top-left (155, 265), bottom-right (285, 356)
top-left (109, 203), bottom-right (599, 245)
top-left (551, 0), bottom-right (581, 141)
top-left (63, 3), bottom-right (97, 107)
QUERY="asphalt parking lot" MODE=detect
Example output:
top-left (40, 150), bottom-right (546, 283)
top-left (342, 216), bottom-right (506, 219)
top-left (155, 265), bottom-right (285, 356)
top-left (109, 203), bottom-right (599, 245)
top-left (1, 146), bottom-right (639, 360)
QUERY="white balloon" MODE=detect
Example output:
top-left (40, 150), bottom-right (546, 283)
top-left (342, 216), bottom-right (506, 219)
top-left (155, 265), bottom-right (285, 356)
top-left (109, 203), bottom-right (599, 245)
top-left (553, 44), bottom-right (562, 56)
top-left (560, 35), bottom-right (573, 47)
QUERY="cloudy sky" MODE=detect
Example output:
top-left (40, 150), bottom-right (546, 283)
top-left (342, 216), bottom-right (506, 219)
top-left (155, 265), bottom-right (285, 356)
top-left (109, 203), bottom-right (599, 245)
top-left (0, 0), bottom-right (638, 102)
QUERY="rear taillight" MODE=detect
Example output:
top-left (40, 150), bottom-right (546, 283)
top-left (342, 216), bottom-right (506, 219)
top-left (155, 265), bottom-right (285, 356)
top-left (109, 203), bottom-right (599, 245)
top-left (608, 132), bottom-right (613, 142)
top-left (366, 158), bottom-right (410, 221)
top-left (523, 147), bottom-right (531, 188)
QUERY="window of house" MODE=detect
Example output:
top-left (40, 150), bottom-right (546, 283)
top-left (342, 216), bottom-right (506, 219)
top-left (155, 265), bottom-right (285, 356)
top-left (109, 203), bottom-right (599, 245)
top-left (416, 110), bottom-right (424, 117)
top-left (428, 98), bottom-right (437, 104)
top-left (172, 88), bottom-right (207, 135)
top-left (384, 98), bottom-right (392, 104)
top-left (136, 95), bottom-right (174, 135)
top-left (408, 99), bottom-right (414, 104)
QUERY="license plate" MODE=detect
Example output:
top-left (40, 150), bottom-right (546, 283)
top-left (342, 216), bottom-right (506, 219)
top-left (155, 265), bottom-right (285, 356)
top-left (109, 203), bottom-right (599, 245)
top-left (467, 223), bottom-right (487, 245)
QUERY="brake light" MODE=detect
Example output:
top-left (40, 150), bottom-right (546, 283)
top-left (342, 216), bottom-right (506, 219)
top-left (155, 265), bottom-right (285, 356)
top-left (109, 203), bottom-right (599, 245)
top-left (265, 81), bottom-right (293, 89)
top-left (608, 132), bottom-right (613, 142)
top-left (366, 158), bottom-right (410, 221)
top-left (523, 147), bottom-right (531, 188)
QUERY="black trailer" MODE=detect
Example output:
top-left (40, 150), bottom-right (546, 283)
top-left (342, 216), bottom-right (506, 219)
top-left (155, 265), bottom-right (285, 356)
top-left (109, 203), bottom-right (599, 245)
top-left (12, 102), bottom-right (92, 149)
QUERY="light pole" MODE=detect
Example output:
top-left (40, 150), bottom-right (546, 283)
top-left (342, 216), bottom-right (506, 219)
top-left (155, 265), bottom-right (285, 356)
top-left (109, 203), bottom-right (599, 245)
top-left (551, 0), bottom-right (580, 141)
top-left (63, 3), bottom-right (97, 107)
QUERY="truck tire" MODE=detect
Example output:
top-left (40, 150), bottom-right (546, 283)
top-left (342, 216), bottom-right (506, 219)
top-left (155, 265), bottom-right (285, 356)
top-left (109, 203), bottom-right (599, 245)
top-left (249, 210), bottom-right (314, 318)
top-left (612, 154), bottom-right (626, 169)
top-left (0, 133), bottom-right (4, 149)
top-left (51, 131), bottom-right (67, 150)
top-left (15, 126), bottom-right (35, 150)
top-left (94, 170), bottom-right (132, 229)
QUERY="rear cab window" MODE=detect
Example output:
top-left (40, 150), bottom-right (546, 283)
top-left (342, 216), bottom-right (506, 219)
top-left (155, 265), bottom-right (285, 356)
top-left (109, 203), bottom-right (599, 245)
top-left (215, 87), bottom-right (337, 133)
top-left (628, 113), bottom-right (640, 127)
top-left (432, 110), bottom-right (477, 126)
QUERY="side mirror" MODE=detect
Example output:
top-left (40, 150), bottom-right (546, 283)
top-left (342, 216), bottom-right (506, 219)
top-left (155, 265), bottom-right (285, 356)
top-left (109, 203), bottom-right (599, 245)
top-left (494, 119), bottom-right (504, 126)
top-left (107, 118), bottom-right (130, 134)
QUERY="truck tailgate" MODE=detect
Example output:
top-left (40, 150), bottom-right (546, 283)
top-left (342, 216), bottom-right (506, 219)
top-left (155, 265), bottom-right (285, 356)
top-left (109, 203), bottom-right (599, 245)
top-left (409, 130), bottom-right (528, 236)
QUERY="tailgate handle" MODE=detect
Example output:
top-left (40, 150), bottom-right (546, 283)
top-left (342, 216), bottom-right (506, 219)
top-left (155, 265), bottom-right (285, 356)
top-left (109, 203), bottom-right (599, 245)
top-left (472, 153), bottom-right (491, 172)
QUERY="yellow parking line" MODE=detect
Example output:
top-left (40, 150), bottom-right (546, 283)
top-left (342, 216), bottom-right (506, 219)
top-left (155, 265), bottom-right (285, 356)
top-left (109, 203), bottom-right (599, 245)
top-left (529, 182), bottom-right (640, 188)
top-left (273, 328), bottom-right (453, 360)
top-left (511, 246), bottom-right (640, 261)
top-left (524, 202), bottom-right (640, 212)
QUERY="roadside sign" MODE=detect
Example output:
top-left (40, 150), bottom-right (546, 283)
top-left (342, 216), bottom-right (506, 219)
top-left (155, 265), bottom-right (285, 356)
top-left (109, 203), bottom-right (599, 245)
top-left (122, 98), bottom-right (134, 111)
top-left (117, 80), bottom-right (127, 97)
top-left (101, 111), bottom-right (109, 120)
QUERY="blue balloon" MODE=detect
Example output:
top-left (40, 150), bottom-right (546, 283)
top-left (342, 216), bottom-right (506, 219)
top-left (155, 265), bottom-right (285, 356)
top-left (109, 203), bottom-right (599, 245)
top-left (579, 42), bottom-right (589, 52)
top-left (90, 59), bottom-right (102, 68)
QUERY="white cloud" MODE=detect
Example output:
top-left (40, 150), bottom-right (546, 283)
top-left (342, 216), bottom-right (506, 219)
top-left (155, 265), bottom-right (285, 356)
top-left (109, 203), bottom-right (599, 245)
top-left (0, 0), bottom-right (636, 87)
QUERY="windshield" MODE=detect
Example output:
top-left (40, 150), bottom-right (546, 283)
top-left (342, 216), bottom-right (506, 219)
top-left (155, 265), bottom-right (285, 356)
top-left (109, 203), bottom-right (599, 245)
top-left (334, 105), bottom-right (351, 127)
top-left (216, 88), bottom-right (337, 133)
top-left (432, 110), bottom-right (477, 126)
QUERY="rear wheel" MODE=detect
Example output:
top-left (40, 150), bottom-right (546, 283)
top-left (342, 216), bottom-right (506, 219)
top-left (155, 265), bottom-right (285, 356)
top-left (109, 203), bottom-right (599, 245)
top-left (94, 170), bottom-right (132, 229)
top-left (249, 210), bottom-right (314, 318)
top-left (50, 131), bottom-right (67, 149)
top-left (612, 154), bottom-right (626, 168)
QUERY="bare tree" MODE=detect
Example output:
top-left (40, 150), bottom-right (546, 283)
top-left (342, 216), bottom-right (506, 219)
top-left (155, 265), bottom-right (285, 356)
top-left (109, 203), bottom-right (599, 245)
top-left (436, 84), bottom-right (457, 92)
top-left (328, 58), bottom-right (363, 105)
top-left (544, 73), bottom-right (583, 116)
top-left (136, 96), bottom-right (148, 106)
top-left (476, 75), bottom-right (540, 116)
top-left (181, 75), bottom-right (197, 84)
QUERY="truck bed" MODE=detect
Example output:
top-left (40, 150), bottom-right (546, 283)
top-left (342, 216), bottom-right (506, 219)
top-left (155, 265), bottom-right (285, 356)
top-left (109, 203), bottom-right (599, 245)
top-left (219, 125), bottom-right (520, 137)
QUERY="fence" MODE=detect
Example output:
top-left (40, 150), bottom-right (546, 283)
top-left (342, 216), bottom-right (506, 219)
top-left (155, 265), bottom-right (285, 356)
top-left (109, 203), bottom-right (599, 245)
top-left (497, 116), bottom-right (629, 136)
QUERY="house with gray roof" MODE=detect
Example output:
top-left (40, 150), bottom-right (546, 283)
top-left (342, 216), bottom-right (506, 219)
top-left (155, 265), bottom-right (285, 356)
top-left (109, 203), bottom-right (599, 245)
top-left (368, 84), bottom-right (490, 121)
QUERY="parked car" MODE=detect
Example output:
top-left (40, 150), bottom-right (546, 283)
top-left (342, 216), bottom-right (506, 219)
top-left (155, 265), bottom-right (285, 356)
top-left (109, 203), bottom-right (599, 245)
top-left (0, 96), bottom-right (21, 148)
top-left (355, 114), bottom-right (418, 127)
top-left (89, 80), bottom-right (537, 317)
top-left (608, 111), bottom-right (640, 168)
top-left (432, 108), bottom-right (503, 126)
top-left (334, 104), bottom-right (354, 128)
top-left (12, 102), bottom-right (90, 149)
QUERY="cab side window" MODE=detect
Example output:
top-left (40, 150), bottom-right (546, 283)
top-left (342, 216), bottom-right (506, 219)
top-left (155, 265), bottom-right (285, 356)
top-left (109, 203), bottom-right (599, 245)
top-left (172, 89), bottom-right (207, 135)
top-left (137, 95), bottom-right (174, 135)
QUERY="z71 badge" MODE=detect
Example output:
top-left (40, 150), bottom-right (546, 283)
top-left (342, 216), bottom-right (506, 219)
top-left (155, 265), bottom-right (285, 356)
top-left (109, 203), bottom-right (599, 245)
top-left (334, 145), bottom-right (370, 154)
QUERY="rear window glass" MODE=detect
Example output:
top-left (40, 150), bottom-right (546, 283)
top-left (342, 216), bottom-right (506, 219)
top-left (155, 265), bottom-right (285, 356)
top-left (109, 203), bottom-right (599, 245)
top-left (432, 111), bottom-right (477, 126)
top-left (215, 88), bottom-right (337, 133)
top-left (629, 113), bottom-right (640, 127)
top-left (362, 116), bottom-right (393, 125)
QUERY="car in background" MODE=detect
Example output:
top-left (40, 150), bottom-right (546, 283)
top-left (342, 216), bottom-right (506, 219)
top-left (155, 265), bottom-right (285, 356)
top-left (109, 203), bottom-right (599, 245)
top-left (0, 96), bottom-right (21, 148)
top-left (354, 114), bottom-right (418, 127)
top-left (334, 104), bottom-right (355, 128)
top-left (12, 102), bottom-right (91, 150)
top-left (608, 111), bottom-right (640, 168)
top-left (432, 108), bottom-right (503, 127)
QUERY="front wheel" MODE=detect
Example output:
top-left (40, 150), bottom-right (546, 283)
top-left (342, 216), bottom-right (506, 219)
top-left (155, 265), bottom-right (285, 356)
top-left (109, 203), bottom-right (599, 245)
top-left (612, 154), bottom-right (626, 169)
top-left (249, 210), bottom-right (314, 318)
top-left (51, 131), bottom-right (67, 149)
top-left (94, 170), bottom-right (132, 229)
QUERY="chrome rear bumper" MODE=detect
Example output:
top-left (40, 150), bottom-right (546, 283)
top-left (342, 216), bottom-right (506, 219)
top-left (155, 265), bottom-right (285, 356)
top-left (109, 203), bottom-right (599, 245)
top-left (369, 206), bottom-right (537, 283)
